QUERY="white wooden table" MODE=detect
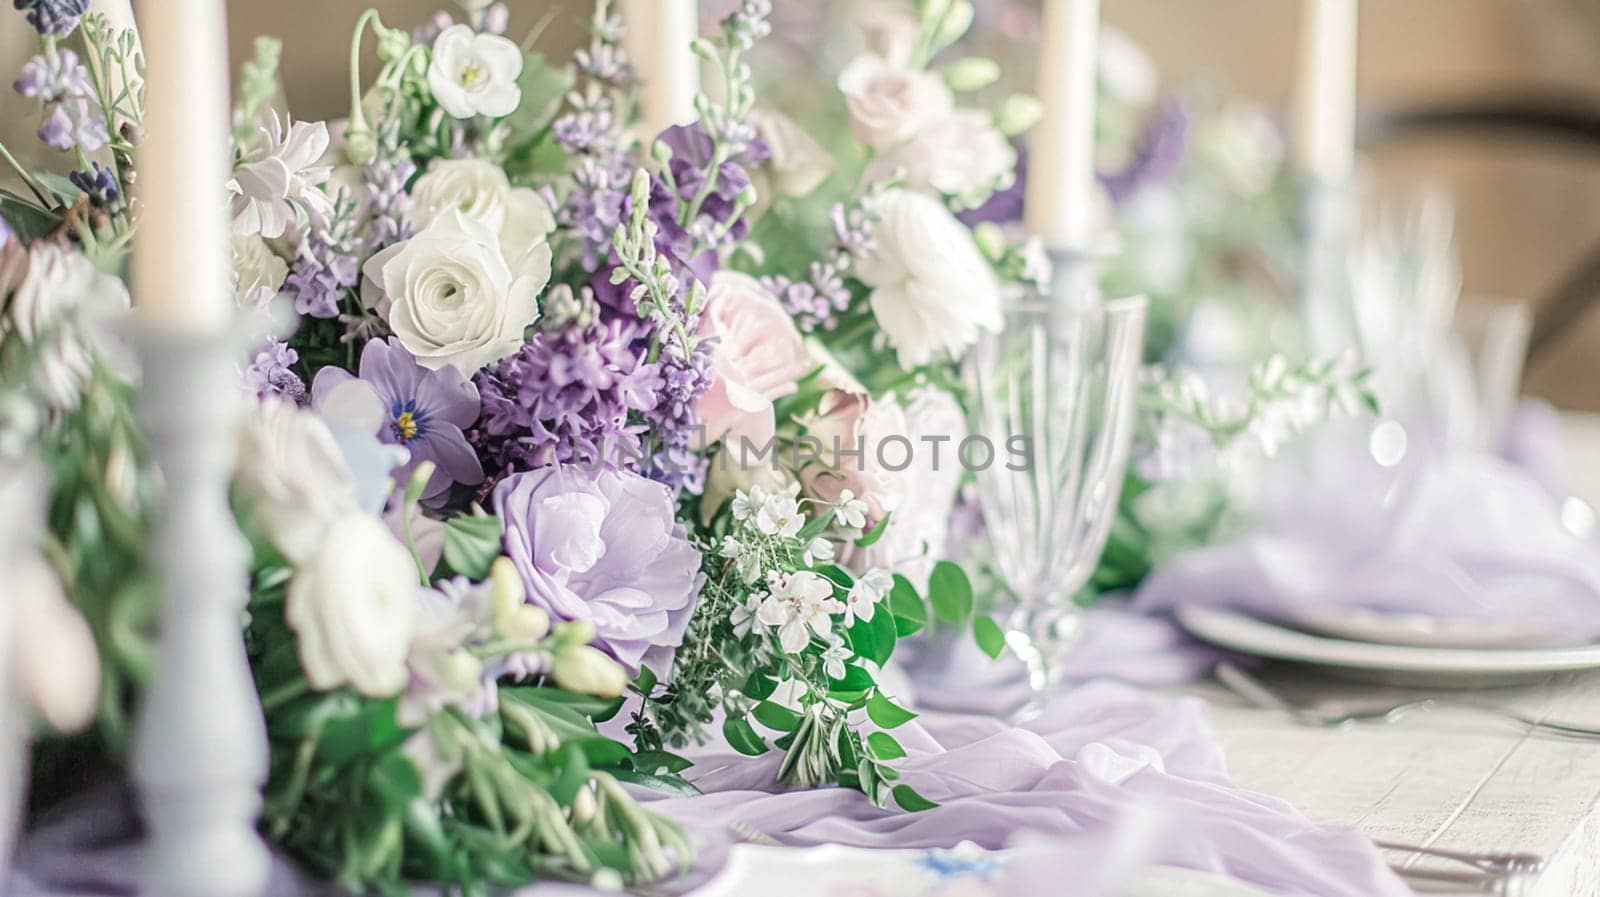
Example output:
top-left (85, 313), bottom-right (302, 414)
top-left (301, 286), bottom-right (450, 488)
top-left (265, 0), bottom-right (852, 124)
top-left (1192, 669), bottom-right (1600, 895)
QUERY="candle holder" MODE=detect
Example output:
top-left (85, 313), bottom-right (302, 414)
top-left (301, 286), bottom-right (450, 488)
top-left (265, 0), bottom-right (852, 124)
top-left (130, 325), bottom-right (269, 897)
top-left (1299, 175), bottom-right (1358, 355)
top-left (965, 247), bottom-right (1147, 716)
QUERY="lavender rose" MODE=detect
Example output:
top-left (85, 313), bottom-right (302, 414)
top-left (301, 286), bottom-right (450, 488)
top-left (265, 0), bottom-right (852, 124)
top-left (493, 466), bottom-right (704, 674)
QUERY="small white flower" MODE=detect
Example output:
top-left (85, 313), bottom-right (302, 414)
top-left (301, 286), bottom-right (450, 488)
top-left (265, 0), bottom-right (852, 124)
top-left (428, 24), bottom-right (523, 120)
top-left (820, 635), bottom-right (850, 681)
top-left (803, 537), bottom-right (835, 567)
top-left (844, 569), bottom-right (892, 626)
top-left (757, 571), bottom-right (842, 654)
top-left (834, 489), bottom-right (869, 530)
top-left (731, 593), bottom-right (765, 637)
top-left (232, 233), bottom-right (288, 308)
top-left (719, 535), bottom-right (745, 558)
top-left (731, 485), bottom-right (765, 522)
top-left (755, 491), bottom-right (805, 539)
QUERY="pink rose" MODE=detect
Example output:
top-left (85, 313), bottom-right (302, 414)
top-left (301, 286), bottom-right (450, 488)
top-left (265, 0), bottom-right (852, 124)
top-left (837, 55), bottom-right (953, 151)
top-left (696, 271), bottom-right (813, 446)
top-left (800, 389), bottom-right (908, 525)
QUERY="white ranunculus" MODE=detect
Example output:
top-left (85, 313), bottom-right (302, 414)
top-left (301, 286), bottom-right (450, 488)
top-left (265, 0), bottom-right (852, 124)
top-left (837, 55), bottom-right (952, 151)
top-left (877, 109), bottom-right (1016, 210)
top-left (362, 210), bottom-right (547, 374)
top-left (236, 398), bottom-right (364, 564)
top-left (286, 513), bottom-right (418, 697)
top-left (408, 158), bottom-right (557, 275)
top-left (751, 109), bottom-right (832, 199)
top-left (228, 116), bottom-right (334, 239)
top-left (8, 243), bottom-right (129, 412)
top-left (853, 189), bottom-right (1001, 369)
top-left (232, 233), bottom-right (289, 309)
top-left (427, 24), bottom-right (523, 120)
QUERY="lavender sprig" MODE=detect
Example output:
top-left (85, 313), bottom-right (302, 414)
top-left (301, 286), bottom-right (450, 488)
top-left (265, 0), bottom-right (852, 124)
top-left (766, 186), bottom-right (886, 332)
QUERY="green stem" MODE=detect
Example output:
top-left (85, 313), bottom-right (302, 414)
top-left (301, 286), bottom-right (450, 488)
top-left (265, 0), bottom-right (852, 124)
top-left (0, 140), bottom-right (54, 208)
top-left (346, 10), bottom-right (383, 137)
top-left (261, 677), bottom-right (313, 712)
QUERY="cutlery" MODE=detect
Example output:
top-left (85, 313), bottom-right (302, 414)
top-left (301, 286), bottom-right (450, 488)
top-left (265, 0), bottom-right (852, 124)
top-left (1214, 661), bottom-right (1600, 739)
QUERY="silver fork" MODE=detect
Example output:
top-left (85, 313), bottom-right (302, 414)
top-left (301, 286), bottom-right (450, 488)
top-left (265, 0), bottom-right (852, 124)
top-left (1214, 662), bottom-right (1600, 738)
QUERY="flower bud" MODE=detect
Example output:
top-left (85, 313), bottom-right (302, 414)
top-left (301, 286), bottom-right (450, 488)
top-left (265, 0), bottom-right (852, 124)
top-left (488, 555), bottom-right (524, 618)
top-left (553, 618), bottom-right (597, 647)
top-left (571, 782), bottom-right (598, 823)
top-left (375, 25), bottom-right (412, 62)
top-left (943, 57), bottom-right (1000, 92)
top-left (973, 221), bottom-right (1006, 262)
top-left (499, 604), bottom-right (550, 643)
top-left (344, 126), bottom-right (378, 166)
top-left (436, 649), bottom-right (484, 695)
top-left (996, 94), bottom-right (1044, 137)
top-left (551, 645), bottom-right (628, 697)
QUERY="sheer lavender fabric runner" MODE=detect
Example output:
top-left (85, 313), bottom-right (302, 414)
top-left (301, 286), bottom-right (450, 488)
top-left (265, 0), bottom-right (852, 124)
top-left (7, 682), bottom-right (1406, 897)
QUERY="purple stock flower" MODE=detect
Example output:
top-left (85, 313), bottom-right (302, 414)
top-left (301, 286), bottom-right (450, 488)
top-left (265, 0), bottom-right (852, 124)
top-left (242, 340), bottom-right (307, 404)
top-left (654, 122), bottom-right (771, 248)
top-left (284, 228), bottom-right (359, 319)
top-left (493, 465), bottom-right (704, 673)
top-left (314, 337), bottom-right (484, 502)
top-left (13, 0), bottom-right (89, 35)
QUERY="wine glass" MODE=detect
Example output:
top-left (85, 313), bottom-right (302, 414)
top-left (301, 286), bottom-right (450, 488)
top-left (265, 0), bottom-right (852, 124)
top-left (967, 291), bottom-right (1148, 710)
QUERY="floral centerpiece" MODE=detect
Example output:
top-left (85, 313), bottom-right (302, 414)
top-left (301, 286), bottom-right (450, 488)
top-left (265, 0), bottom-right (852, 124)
top-left (0, 0), bottom-right (1378, 892)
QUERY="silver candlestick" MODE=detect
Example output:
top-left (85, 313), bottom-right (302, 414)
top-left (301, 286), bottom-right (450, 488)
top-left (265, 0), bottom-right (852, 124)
top-left (131, 326), bottom-right (269, 897)
top-left (1299, 175), bottom-right (1357, 355)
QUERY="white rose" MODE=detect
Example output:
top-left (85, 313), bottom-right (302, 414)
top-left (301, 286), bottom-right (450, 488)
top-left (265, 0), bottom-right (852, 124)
top-left (362, 210), bottom-right (547, 374)
top-left (286, 513), bottom-right (418, 697)
top-left (8, 243), bottom-right (129, 411)
top-left (751, 109), bottom-right (832, 199)
top-left (876, 109), bottom-right (1016, 210)
top-left (427, 24), bottom-right (523, 120)
top-left (236, 399), bottom-right (364, 564)
top-left (837, 55), bottom-right (952, 151)
top-left (232, 233), bottom-right (289, 309)
top-left (853, 189), bottom-right (1001, 369)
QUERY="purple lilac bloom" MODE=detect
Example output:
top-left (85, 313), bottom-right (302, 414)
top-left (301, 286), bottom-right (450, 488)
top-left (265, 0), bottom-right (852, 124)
top-left (1101, 97), bottom-right (1189, 204)
top-left (363, 124), bottom-right (416, 251)
top-left (493, 465), bottom-right (705, 674)
top-left (37, 100), bottom-right (107, 152)
top-left (242, 340), bottom-right (307, 404)
top-left (69, 162), bottom-right (118, 207)
top-left (654, 122), bottom-right (771, 249)
top-left (549, 155), bottom-right (631, 273)
top-left (471, 315), bottom-right (662, 482)
top-left (13, 0), bottom-right (89, 36)
top-left (13, 48), bottom-right (92, 102)
top-left (284, 228), bottom-right (359, 319)
top-left (643, 339), bottom-right (716, 492)
top-left (313, 337), bottom-right (484, 503)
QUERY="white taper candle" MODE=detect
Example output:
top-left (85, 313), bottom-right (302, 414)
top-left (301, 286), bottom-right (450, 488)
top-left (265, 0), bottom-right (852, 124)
top-left (1293, 0), bottom-right (1359, 182)
top-left (622, 0), bottom-right (700, 139)
top-left (1025, 0), bottom-right (1101, 250)
top-left (131, 0), bottom-right (232, 332)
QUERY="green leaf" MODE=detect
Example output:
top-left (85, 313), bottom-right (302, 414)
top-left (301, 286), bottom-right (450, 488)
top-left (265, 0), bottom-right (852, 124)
top-left (34, 172), bottom-right (82, 203)
top-left (548, 741), bottom-right (591, 805)
top-left (827, 663), bottom-right (875, 691)
top-left (751, 700), bottom-right (803, 732)
top-left (742, 671), bottom-right (778, 700)
top-left (891, 784), bottom-right (940, 811)
top-left (848, 606), bottom-right (898, 668)
top-left (629, 750), bottom-right (694, 774)
top-left (973, 614), bottom-right (1006, 660)
top-left (888, 574), bottom-right (928, 637)
top-left (723, 715), bottom-right (768, 756)
top-left (854, 512), bottom-right (893, 548)
top-left (505, 685), bottom-right (624, 724)
top-left (866, 731), bottom-right (907, 761)
top-left (0, 195), bottom-right (59, 242)
top-left (441, 513), bottom-right (502, 580)
top-left (502, 53), bottom-right (574, 136)
top-left (865, 690), bottom-right (918, 729)
top-left (633, 665), bottom-right (659, 699)
top-left (927, 561), bottom-right (974, 625)
top-left (579, 737), bottom-right (633, 768)
top-left (608, 767), bottom-right (702, 797)
top-left (816, 564), bottom-right (854, 589)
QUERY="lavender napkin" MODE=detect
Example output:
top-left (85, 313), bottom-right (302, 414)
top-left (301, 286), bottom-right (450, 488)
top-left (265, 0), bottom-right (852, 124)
top-left (1134, 436), bottom-right (1600, 638)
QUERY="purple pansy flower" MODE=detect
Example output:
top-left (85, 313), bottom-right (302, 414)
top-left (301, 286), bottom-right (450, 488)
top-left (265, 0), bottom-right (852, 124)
top-left (493, 465), bottom-right (704, 674)
top-left (314, 337), bottom-right (484, 502)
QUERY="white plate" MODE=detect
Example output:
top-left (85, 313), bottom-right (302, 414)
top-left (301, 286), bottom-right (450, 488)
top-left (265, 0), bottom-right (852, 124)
top-left (1278, 606), bottom-right (1589, 649)
top-left (1176, 606), bottom-right (1600, 687)
top-left (691, 843), bottom-right (1274, 897)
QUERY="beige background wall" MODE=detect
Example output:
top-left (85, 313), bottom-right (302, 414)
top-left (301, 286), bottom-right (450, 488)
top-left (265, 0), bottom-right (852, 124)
top-left (6, 0), bottom-right (1600, 408)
